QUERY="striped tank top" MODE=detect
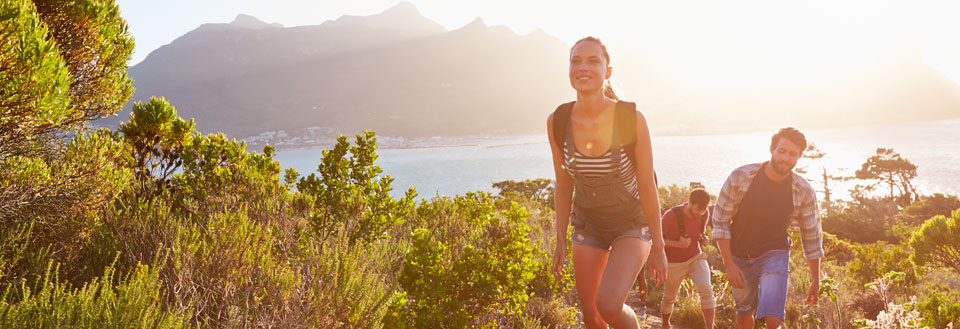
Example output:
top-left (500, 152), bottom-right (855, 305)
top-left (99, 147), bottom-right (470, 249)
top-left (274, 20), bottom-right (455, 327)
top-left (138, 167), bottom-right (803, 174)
top-left (563, 145), bottom-right (640, 199)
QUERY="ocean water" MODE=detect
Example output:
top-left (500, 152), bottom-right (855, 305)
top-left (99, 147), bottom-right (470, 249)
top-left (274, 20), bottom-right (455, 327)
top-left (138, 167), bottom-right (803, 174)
top-left (275, 119), bottom-right (960, 200)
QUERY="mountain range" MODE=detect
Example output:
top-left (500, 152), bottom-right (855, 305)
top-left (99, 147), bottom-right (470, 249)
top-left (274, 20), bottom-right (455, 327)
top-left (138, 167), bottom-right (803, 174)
top-left (111, 1), bottom-right (960, 140)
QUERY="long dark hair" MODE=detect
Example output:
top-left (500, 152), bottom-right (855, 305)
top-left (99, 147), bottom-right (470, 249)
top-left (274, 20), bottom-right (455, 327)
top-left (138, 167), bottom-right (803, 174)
top-left (571, 36), bottom-right (618, 100)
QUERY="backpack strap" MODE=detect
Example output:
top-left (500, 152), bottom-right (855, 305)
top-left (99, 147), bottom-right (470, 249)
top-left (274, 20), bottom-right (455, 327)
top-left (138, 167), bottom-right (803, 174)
top-left (551, 102), bottom-right (575, 151)
top-left (672, 205), bottom-right (687, 238)
top-left (614, 101), bottom-right (658, 187)
top-left (552, 100), bottom-right (656, 185)
top-left (614, 101), bottom-right (637, 163)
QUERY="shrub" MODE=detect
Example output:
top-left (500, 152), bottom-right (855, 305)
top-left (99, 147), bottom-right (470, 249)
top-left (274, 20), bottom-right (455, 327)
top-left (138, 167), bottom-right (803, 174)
top-left (387, 195), bottom-right (540, 328)
top-left (910, 210), bottom-right (960, 275)
top-left (916, 295), bottom-right (960, 329)
top-left (0, 262), bottom-right (190, 328)
top-left (296, 132), bottom-right (416, 247)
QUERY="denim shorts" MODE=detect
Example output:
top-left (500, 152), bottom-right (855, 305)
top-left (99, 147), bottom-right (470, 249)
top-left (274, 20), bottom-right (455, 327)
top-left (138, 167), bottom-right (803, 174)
top-left (571, 225), bottom-right (652, 250)
top-left (731, 249), bottom-right (789, 320)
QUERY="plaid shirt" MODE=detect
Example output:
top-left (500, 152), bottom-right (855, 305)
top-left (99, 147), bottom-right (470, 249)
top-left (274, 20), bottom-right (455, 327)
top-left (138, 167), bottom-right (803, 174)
top-left (711, 162), bottom-right (824, 259)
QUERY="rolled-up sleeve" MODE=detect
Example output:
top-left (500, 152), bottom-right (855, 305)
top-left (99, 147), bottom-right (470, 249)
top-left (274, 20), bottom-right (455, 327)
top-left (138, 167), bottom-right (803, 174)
top-left (711, 171), bottom-right (741, 240)
top-left (797, 187), bottom-right (824, 259)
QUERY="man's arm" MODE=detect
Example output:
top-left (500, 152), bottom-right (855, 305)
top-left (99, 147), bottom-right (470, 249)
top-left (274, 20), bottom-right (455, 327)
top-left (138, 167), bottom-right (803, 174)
top-left (797, 182), bottom-right (824, 303)
top-left (711, 169), bottom-right (742, 241)
top-left (804, 258), bottom-right (821, 304)
top-left (713, 172), bottom-right (746, 288)
top-left (717, 239), bottom-right (745, 289)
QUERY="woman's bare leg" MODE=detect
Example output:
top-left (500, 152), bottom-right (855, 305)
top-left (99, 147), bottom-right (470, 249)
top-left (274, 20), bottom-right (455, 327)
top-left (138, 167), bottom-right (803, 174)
top-left (596, 237), bottom-right (651, 329)
top-left (573, 242), bottom-right (611, 329)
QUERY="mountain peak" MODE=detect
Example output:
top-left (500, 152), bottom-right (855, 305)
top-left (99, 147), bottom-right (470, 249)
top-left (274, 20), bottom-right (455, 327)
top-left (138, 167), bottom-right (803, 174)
top-left (230, 14), bottom-right (282, 29)
top-left (459, 17), bottom-right (487, 30)
top-left (380, 1), bottom-right (420, 17)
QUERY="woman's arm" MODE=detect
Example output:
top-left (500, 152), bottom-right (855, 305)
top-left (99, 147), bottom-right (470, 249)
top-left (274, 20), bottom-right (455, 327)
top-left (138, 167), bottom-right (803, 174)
top-left (632, 111), bottom-right (667, 284)
top-left (548, 113), bottom-right (574, 281)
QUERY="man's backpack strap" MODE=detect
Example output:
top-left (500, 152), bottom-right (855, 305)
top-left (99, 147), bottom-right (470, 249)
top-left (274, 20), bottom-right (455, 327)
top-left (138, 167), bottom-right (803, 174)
top-left (673, 205), bottom-right (687, 238)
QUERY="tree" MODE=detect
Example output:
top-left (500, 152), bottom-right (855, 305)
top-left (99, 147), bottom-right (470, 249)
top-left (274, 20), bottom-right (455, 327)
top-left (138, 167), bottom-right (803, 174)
top-left (795, 143), bottom-right (852, 213)
top-left (117, 97), bottom-right (195, 202)
top-left (855, 148), bottom-right (918, 207)
top-left (1, 0), bottom-right (133, 158)
top-left (0, 0), bottom-right (134, 283)
top-left (910, 210), bottom-right (960, 275)
top-left (0, 0), bottom-right (72, 158)
top-left (1, 0), bottom-right (134, 219)
top-left (491, 178), bottom-right (554, 208)
top-left (896, 193), bottom-right (960, 226)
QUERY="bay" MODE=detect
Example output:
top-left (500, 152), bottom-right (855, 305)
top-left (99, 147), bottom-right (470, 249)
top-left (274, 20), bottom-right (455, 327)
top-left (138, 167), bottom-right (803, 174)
top-left (275, 119), bottom-right (960, 200)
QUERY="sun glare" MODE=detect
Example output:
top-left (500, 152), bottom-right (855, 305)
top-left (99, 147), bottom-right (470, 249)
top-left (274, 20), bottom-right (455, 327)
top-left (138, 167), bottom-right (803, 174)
top-left (612, 0), bottom-right (943, 90)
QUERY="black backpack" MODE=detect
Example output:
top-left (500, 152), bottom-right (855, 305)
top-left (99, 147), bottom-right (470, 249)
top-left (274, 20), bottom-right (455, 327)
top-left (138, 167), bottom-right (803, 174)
top-left (551, 101), bottom-right (656, 185)
top-left (671, 205), bottom-right (707, 238)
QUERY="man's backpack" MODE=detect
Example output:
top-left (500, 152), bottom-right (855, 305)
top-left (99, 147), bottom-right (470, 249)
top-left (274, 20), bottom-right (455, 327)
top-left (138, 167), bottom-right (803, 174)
top-left (672, 205), bottom-right (707, 238)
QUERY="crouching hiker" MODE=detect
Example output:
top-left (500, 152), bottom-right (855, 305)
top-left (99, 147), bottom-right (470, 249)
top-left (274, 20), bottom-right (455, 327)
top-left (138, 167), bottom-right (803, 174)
top-left (660, 188), bottom-right (715, 329)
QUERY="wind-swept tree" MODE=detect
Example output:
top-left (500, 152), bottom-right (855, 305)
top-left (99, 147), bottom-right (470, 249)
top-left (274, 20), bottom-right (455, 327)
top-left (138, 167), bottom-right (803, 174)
top-left (855, 148), bottom-right (918, 207)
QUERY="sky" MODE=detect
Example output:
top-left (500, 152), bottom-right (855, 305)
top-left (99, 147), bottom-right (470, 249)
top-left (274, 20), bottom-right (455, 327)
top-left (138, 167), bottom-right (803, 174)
top-left (115, 0), bottom-right (960, 87)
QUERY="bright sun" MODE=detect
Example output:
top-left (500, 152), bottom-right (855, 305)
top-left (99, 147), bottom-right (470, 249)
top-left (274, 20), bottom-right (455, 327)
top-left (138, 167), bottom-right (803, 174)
top-left (598, 0), bottom-right (958, 89)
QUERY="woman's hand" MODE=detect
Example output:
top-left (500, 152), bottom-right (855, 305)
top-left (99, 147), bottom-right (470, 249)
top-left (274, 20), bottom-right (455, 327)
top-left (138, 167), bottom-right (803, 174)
top-left (552, 240), bottom-right (567, 282)
top-left (647, 245), bottom-right (668, 286)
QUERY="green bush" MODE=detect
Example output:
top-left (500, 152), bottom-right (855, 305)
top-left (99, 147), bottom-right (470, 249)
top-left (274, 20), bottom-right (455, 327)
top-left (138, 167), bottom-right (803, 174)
top-left (167, 211), bottom-right (300, 327)
top-left (915, 295), bottom-right (960, 329)
top-left (387, 195), bottom-right (540, 328)
top-left (0, 262), bottom-right (189, 329)
top-left (910, 210), bottom-right (960, 275)
top-left (849, 242), bottom-right (918, 290)
top-left (296, 132), bottom-right (416, 247)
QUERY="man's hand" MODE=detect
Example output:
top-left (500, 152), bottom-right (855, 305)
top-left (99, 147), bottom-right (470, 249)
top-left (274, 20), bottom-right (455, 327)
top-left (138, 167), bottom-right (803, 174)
top-left (698, 234), bottom-right (709, 245)
top-left (678, 236), bottom-right (692, 248)
top-left (725, 263), bottom-right (747, 289)
top-left (804, 281), bottom-right (820, 305)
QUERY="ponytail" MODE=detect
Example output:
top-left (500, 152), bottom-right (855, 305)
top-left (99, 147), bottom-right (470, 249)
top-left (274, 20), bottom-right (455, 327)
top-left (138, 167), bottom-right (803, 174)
top-left (603, 80), bottom-right (618, 101)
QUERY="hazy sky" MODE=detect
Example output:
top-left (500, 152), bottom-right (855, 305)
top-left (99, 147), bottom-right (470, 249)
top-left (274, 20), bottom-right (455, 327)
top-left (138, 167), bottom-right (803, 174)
top-left (116, 0), bottom-right (960, 85)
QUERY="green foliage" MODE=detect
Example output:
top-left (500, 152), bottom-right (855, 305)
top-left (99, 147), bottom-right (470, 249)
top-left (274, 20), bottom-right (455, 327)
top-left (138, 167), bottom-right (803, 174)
top-left (168, 211), bottom-right (299, 327)
top-left (0, 0), bottom-right (134, 291)
top-left (824, 192), bottom-right (901, 243)
top-left (0, 0), bottom-right (72, 153)
top-left (118, 97), bottom-right (195, 201)
top-left (897, 194), bottom-right (960, 226)
top-left (32, 0), bottom-right (134, 125)
top-left (297, 132), bottom-right (416, 246)
top-left (658, 184), bottom-right (691, 213)
top-left (822, 232), bottom-right (856, 264)
top-left (910, 210), bottom-right (960, 275)
top-left (818, 278), bottom-right (844, 329)
top-left (0, 262), bottom-right (190, 329)
top-left (916, 295), bottom-right (960, 329)
top-left (0, 129), bottom-right (130, 286)
top-left (849, 242), bottom-right (918, 290)
top-left (389, 195), bottom-right (540, 328)
top-left (312, 238), bottom-right (401, 329)
top-left (492, 178), bottom-right (554, 209)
